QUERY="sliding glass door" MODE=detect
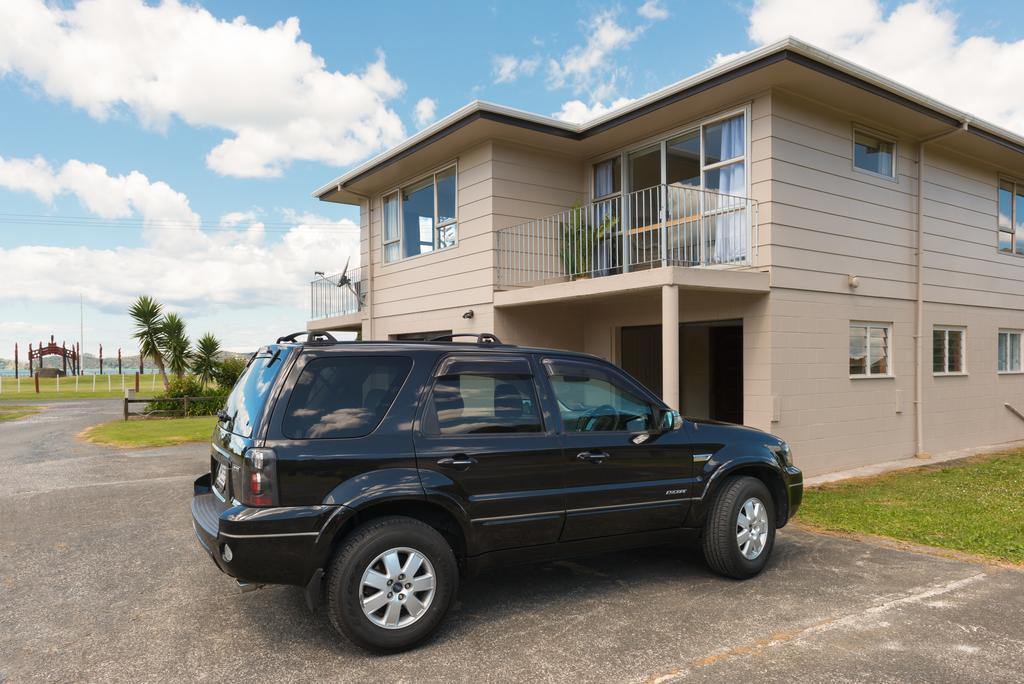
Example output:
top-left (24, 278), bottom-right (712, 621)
top-left (616, 111), bottom-right (748, 267)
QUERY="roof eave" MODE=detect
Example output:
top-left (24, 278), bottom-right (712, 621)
top-left (313, 36), bottom-right (1024, 200)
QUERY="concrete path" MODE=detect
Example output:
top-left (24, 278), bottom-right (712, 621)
top-left (2, 401), bottom-right (1022, 682)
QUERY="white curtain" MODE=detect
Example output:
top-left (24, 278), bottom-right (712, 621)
top-left (708, 115), bottom-right (744, 162)
top-left (707, 115), bottom-right (746, 262)
top-left (594, 160), bottom-right (615, 197)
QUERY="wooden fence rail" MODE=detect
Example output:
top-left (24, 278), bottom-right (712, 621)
top-left (123, 396), bottom-right (220, 421)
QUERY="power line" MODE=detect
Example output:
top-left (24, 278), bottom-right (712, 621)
top-left (0, 212), bottom-right (360, 234)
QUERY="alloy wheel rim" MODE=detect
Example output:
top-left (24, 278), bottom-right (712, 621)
top-left (736, 497), bottom-right (769, 560)
top-left (359, 546), bottom-right (436, 629)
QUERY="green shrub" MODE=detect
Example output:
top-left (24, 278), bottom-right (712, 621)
top-left (213, 356), bottom-right (248, 390)
top-left (145, 376), bottom-right (228, 417)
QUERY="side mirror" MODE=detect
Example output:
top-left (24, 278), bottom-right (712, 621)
top-left (659, 409), bottom-right (683, 432)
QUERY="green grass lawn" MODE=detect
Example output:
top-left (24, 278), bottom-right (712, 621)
top-left (83, 415), bottom-right (218, 448)
top-left (0, 374), bottom-right (157, 401)
top-left (800, 451), bottom-right (1024, 564)
top-left (0, 404), bottom-right (42, 421)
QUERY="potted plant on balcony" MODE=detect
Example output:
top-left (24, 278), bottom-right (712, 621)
top-left (559, 202), bottom-right (619, 280)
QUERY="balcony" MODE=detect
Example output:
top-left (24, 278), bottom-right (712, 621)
top-left (310, 267), bottom-right (365, 322)
top-left (496, 184), bottom-right (758, 289)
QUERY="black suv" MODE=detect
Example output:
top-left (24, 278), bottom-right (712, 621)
top-left (192, 332), bottom-right (802, 651)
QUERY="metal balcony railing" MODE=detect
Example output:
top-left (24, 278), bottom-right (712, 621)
top-left (310, 267), bottom-right (365, 320)
top-left (496, 184), bottom-right (758, 288)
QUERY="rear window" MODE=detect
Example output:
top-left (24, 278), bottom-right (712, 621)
top-left (223, 350), bottom-right (289, 438)
top-left (282, 355), bottom-right (411, 439)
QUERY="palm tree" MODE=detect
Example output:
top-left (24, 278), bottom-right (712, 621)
top-left (162, 312), bottom-right (191, 379)
top-left (191, 333), bottom-right (222, 386)
top-left (129, 295), bottom-right (169, 388)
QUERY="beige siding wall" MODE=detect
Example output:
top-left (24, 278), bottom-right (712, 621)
top-left (763, 90), bottom-right (1024, 474)
top-left (766, 90), bottom-right (921, 299)
top-left (362, 139), bottom-right (585, 339)
top-left (765, 289), bottom-right (1024, 474)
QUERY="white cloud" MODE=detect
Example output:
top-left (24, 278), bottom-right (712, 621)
top-left (0, 0), bottom-right (407, 177)
top-left (547, 11), bottom-right (642, 95)
top-left (546, 7), bottom-right (666, 117)
top-left (492, 55), bottom-right (540, 83)
top-left (726, 0), bottom-right (1024, 134)
top-left (0, 156), bottom-right (359, 314)
top-left (0, 156), bottom-right (61, 201)
top-left (552, 97), bottom-right (637, 124)
top-left (413, 97), bottom-right (438, 128)
top-left (0, 155), bottom-right (198, 247)
top-left (637, 0), bottom-right (669, 21)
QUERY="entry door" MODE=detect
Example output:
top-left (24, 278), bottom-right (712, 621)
top-left (540, 357), bottom-right (695, 542)
top-left (413, 355), bottom-right (565, 555)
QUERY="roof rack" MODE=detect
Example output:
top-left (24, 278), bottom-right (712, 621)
top-left (276, 331), bottom-right (339, 345)
top-left (426, 333), bottom-right (504, 345)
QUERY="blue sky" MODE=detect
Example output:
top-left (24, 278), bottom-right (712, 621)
top-left (1, 0), bottom-right (1023, 358)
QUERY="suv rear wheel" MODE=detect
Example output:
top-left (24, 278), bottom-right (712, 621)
top-left (326, 516), bottom-right (457, 651)
top-left (702, 475), bottom-right (776, 579)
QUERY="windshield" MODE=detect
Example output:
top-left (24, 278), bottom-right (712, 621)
top-left (223, 348), bottom-right (289, 438)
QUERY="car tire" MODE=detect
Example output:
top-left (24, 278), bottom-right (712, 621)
top-left (702, 475), bottom-right (776, 579)
top-left (326, 516), bottom-right (458, 652)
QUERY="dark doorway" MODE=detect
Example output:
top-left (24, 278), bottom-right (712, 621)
top-left (709, 324), bottom-right (743, 425)
top-left (619, 321), bottom-right (744, 424)
top-left (619, 325), bottom-right (663, 397)
top-left (390, 330), bottom-right (452, 341)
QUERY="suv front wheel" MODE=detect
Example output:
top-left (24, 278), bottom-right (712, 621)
top-left (702, 475), bottom-right (776, 579)
top-left (326, 516), bottom-right (458, 651)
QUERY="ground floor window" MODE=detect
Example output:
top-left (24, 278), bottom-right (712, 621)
top-left (849, 322), bottom-right (891, 377)
top-left (933, 326), bottom-right (966, 375)
top-left (998, 330), bottom-right (1021, 373)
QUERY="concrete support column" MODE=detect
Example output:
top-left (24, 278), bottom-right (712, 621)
top-left (661, 284), bottom-right (680, 410)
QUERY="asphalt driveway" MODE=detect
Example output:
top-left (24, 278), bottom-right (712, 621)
top-left (2, 401), bottom-right (1022, 682)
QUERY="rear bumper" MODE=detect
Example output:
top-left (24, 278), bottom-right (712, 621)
top-left (191, 473), bottom-right (350, 587)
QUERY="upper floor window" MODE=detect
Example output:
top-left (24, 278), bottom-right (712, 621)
top-left (933, 326), bottom-right (966, 375)
top-left (590, 110), bottom-right (748, 200)
top-left (853, 129), bottom-right (895, 179)
top-left (849, 322), bottom-right (892, 377)
top-left (998, 179), bottom-right (1023, 255)
top-left (382, 165), bottom-right (457, 264)
top-left (593, 157), bottom-right (621, 199)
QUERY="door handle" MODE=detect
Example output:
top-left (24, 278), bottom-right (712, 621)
top-left (576, 451), bottom-right (610, 463)
top-left (436, 456), bottom-right (477, 470)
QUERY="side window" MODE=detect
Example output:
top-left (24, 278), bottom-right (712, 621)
top-left (423, 368), bottom-right (542, 435)
top-left (545, 361), bottom-right (655, 433)
top-left (282, 355), bottom-right (411, 439)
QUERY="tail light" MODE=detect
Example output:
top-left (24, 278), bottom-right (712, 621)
top-left (233, 447), bottom-right (278, 506)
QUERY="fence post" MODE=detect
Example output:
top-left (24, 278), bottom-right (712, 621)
top-left (124, 398), bottom-right (129, 422)
top-left (35, 373), bottom-right (40, 394)
top-left (183, 396), bottom-right (190, 416)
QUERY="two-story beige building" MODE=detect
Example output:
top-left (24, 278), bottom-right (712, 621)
top-left (307, 38), bottom-right (1024, 476)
